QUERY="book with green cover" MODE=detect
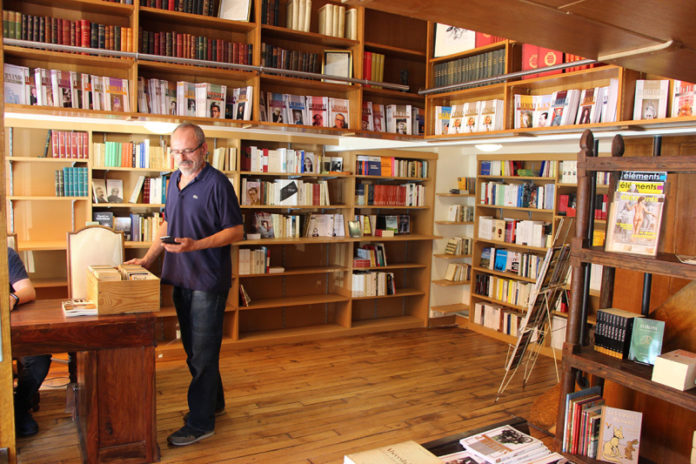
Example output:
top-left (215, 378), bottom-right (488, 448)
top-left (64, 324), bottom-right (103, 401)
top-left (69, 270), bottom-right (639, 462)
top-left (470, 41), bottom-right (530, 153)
top-left (628, 317), bottom-right (665, 365)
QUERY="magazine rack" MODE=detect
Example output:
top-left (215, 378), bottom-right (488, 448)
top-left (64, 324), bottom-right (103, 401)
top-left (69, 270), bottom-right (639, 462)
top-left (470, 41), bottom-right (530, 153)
top-left (496, 218), bottom-right (573, 401)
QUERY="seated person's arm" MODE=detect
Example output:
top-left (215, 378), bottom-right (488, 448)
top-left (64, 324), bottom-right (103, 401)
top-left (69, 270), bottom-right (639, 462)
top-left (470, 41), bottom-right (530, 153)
top-left (11, 277), bottom-right (36, 311)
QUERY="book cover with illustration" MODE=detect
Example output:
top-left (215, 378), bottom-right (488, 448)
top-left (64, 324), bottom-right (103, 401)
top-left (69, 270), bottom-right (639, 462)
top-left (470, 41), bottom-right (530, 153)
top-left (597, 406), bottom-right (642, 464)
top-left (628, 318), bottom-right (665, 365)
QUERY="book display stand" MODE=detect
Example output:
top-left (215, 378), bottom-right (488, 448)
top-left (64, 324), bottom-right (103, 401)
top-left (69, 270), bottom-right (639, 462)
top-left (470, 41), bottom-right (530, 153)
top-left (496, 218), bottom-right (573, 400)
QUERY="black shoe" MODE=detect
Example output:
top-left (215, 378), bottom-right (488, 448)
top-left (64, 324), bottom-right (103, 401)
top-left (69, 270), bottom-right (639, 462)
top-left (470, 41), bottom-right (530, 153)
top-left (167, 426), bottom-right (214, 446)
top-left (15, 412), bottom-right (38, 438)
top-left (183, 407), bottom-right (225, 423)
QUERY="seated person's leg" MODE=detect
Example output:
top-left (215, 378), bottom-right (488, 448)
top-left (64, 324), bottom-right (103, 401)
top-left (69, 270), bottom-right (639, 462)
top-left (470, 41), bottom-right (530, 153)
top-left (14, 354), bottom-right (52, 437)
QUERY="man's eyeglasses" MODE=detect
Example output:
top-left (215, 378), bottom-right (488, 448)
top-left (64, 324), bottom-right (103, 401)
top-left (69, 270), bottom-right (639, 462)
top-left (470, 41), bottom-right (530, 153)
top-left (170, 141), bottom-right (203, 156)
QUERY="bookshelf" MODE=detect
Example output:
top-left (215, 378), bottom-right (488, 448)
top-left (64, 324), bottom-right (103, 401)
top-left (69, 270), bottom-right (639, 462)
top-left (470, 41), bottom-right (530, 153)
top-left (469, 152), bottom-right (576, 355)
top-left (555, 129), bottom-right (696, 463)
top-left (3, 117), bottom-right (437, 348)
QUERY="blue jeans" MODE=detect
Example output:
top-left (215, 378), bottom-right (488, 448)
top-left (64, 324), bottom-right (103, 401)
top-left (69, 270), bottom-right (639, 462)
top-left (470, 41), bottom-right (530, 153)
top-left (173, 287), bottom-right (228, 433)
top-left (15, 354), bottom-right (52, 417)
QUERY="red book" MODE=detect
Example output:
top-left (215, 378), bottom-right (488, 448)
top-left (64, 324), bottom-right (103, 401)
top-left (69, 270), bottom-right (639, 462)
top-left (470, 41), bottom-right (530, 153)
top-left (80, 19), bottom-right (90, 47)
top-left (521, 44), bottom-right (538, 79)
top-left (363, 51), bottom-right (372, 81)
top-left (168, 0), bottom-right (175, 10)
top-left (537, 47), bottom-right (563, 77)
top-left (70, 132), bottom-right (78, 158)
top-left (475, 32), bottom-right (503, 47)
top-left (82, 132), bottom-right (89, 159)
top-left (52, 130), bottom-right (59, 158)
top-left (59, 131), bottom-right (67, 158)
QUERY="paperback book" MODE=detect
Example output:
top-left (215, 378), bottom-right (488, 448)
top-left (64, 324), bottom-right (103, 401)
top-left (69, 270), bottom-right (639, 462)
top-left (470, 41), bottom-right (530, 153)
top-left (597, 406), bottom-right (642, 464)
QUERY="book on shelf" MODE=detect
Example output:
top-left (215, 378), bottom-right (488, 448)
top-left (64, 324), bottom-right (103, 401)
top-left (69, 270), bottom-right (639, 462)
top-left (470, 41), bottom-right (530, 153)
top-left (93, 211), bottom-right (114, 228)
top-left (575, 87), bottom-right (603, 125)
top-left (533, 94), bottom-right (554, 128)
top-left (477, 99), bottom-right (504, 132)
top-left (627, 317), bottom-right (665, 365)
top-left (92, 179), bottom-right (108, 204)
top-left (286, 94), bottom-right (307, 125)
top-left (329, 97), bottom-right (350, 129)
top-left (307, 95), bottom-right (329, 128)
top-left (218, 0), bottom-right (252, 21)
top-left (651, 349), bottom-right (696, 391)
top-left (514, 94), bottom-right (535, 129)
top-left (361, 101), bottom-right (374, 131)
top-left (633, 79), bottom-right (669, 120)
top-left (549, 89), bottom-right (580, 127)
top-left (605, 170), bottom-right (667, 256)
top-left (114, 216), bottom-right (132, 241)
top-left (102, 76), bottom-right (130, 112)
top-left (4, 63), bottom-right (30, 105)
top-left (433, 23), bottom-right (475, 58)
top-left (372, 103), bottom-right (385, 132)
top-left (434, 105), bottom-right (451, 135)
top-left (562, 385), bottom-right (602, 454)
top-left (671, 80), bottom-right (695, 117)
top-left (106, 178), bottom-right (124, 203)
top-left (239, 283), bottom-right (251, 307)
top-left (385, 104), bottom-right (412, 135)
top-left (343, 440), bottom-right (440, 464)
top-left (597, 406), bottom-right (642, 464)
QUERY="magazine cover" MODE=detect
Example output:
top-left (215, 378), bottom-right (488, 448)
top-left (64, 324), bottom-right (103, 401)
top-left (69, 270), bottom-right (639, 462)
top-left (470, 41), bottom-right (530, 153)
top-left (605, 171), bottom-right (667, 256)
top-left (307, 95), bottom-right (328, 127)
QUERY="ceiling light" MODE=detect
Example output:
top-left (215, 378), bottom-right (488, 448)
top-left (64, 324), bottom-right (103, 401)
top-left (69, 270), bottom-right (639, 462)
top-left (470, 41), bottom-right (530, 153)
top-left (475, 143), bottom-right (503, 152)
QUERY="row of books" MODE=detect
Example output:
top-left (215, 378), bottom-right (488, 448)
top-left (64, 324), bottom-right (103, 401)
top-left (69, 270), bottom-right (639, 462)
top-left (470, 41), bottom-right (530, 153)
top-left (55, 167), bottom-right (88, 198)
top-left (434, 99), bottom-right (504, 135)
top-left (260, 0), bottom-right (281, 25)
top-left (443, 236), bottom-right (472, 256)
top-left (594, 308), bottom-right (667, 367)
top-left (456, 176), bottom-right (476, 193)
top-left (444, 262), bottom-right (470, 282)
top-left (351, 271), bottom-right (396, 297)
top-left (432, 48), bottom-right (506, 88)
top-left (355, 182), bottom-right (425, 207)
top-left (445, 204), bottom-right (474, 222)
top-left (91, 211), bottom-right (162, 242)
top-left (472, 302), bottom-right (523, 336)
top-left (478, 216), bottom-right (550, 248)
top-left (563, 386), bottom-right (644, 463)
top-left (353, 243), bottom-right (388, 268)
top-left (479, 181), bottom-right (556, 211)
top-left (353, 214), bottom-right (411, 236)
top-left (362, 102), bottom-right (425, 135)
top-left (210, 147), bottom-right (238, 172)
top-left (238, 247), bottom-right (272, 275)
top-left (128, 175), bottom-right (169, 205)
top-left (242, 146), bottom-right (326, 173)
top-left (480, 247), bottom-right (545, 280)
top-left (263, 92), bottom-right (350, 128)
top-left (285, 0), bottom-right (311, 32)
top-left (47, 130), bottom-right (89, 159)
top-left (480, 160), bottom-right (557, 178)
top-left (317, 4), bottom-right (357, 39)
top-left (474, 273), bottom-right (533, 308)
top-left (362, 51), bottom-right (385, 84)
top-left (139, 29), bottom-right (252, 64)
top-left (514, 81), bottom-right (620, 129)
top-left (139, 78), bottom-right (253, 120)
top-left (260, 43), bottom-right (321, 74)
top-left (2, 10), bottom-right (135, 52)
top-left (355, 155), bottom-right (429, 179)
top-left (559, 160), bottom-right (577, 184)
top-left (92, 140), bottom-right (170, 170)
top-left (3, 63), bottom-right (130, 111)
top-left (240, 178), bottom-right (331, 206)
top-left (245, 211), bottom-right (346, 239)
top-left (141, 0), bottom-right (219, 17)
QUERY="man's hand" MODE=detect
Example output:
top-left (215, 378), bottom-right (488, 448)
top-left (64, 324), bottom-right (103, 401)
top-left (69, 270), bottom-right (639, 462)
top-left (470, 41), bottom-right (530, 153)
top-left (163, 237), bottom-right (196, 253)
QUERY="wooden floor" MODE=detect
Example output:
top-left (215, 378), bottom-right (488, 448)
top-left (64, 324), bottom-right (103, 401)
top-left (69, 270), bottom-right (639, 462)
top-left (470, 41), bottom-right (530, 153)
top-left (15, 327), bottom-right (559, 463)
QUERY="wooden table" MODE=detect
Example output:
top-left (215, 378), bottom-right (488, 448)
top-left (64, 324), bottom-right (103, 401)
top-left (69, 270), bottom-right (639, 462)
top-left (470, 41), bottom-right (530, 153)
top-left (11, 299), bottom-right (160, 464)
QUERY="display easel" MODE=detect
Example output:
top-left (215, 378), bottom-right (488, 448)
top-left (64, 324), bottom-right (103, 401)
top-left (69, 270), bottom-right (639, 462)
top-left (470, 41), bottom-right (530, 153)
top-left (495, 218), bottom-right (574, 401)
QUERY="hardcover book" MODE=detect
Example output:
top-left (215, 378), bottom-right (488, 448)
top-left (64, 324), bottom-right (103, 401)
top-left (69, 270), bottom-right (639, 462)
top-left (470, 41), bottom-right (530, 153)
top-left (344, 440), bottom-right (440, 464)
top-left (627, 317), bottom-right (665, 365)
top-left (633, 79), bottom-right (669, 120)
top-left (597, 406), bottom-right (642, 464)
top-left (671, 80), bottom-right (695, 117)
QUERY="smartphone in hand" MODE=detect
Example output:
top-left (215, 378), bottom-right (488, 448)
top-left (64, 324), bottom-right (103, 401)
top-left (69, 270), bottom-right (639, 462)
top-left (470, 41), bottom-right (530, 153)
top-left (160, 236), bottom-right (179, 245)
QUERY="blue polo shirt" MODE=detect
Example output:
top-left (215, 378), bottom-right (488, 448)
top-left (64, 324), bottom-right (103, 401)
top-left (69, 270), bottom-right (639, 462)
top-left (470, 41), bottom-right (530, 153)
top-left (8, 247), bottom-right (28, 290)
top-left (162, 163), bottom-right (242, 292)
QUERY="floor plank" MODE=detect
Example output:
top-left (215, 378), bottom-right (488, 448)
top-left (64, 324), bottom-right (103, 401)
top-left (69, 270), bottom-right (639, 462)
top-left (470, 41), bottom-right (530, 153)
top-left (16, 328), bottom-right (558, 463)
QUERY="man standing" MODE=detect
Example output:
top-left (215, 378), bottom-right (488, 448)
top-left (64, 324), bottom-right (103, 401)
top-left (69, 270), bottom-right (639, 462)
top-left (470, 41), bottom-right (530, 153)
top-left (127, 123), bottom-right (243, 446)
top-left (9, 246), bottom-right (40, 437)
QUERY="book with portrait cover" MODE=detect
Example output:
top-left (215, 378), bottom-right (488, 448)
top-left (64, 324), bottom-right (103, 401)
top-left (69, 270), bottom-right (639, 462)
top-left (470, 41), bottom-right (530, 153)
top-left (385, 104), bottom-right (412, 135)
top-left (206, 83), bottom-right (227, 119)
top-left (234, 86), bottom-right (253, 120)
top-left (514, 94), bottom-right (534, 129)
top-left (329, 97), bottom-right (350, 129)
top-left (267, 92), bottom-right (286, 123)
top-left (306, 95), bottom-right (328, 128)
top-left (372, 103), bottom-right (385, 132)
top-left (103, 77), bottom-right (130, 112)
top-left (253, 211), bottom-right (274, 238)
top-left (459, 424), bottom-right (546, 464)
